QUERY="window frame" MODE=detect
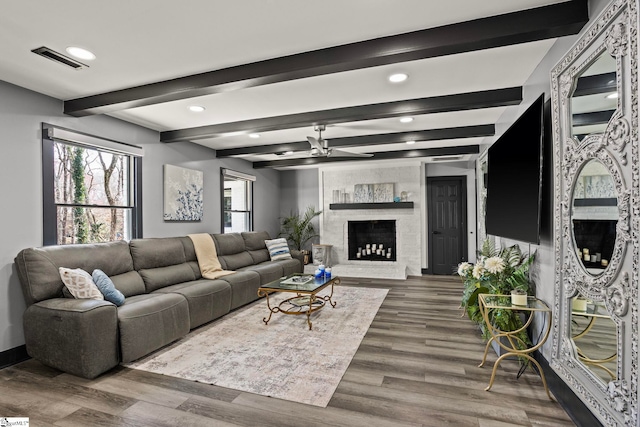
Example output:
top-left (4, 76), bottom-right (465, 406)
top-left (42, 123), bottom-right (143, 246)
top-left (220, 168), bottom-right (255, 233)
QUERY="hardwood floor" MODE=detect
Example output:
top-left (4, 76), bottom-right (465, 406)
top-left (0, 275), bottom-right (576, 426)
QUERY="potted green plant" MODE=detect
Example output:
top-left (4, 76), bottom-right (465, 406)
top-left (279, 206), bottom-right (322, 263)
top-left (458, 239), bottom-right (536, 350)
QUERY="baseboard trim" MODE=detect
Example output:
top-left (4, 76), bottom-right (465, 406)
top-left (0, 344), bottom-right (30, 370)
top-left (535, 351), bottom-right (603, 427)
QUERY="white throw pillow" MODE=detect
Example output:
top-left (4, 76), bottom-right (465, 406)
top-left (59, 267), bottom-right (104, 300)
top-left (265, 238), bottom-right (292, 261)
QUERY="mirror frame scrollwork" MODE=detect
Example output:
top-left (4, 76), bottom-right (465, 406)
top-left (550, 0), bottom-right (638, 425)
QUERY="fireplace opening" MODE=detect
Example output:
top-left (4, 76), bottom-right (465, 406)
top-left (348, 220), bottom-right (396, 261)
top-left (572, 219), bottom-right (616, 268)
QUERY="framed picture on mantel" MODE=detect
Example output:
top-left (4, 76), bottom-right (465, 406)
top-left (353, 184), bottom-right (373, 203)
top-left (373, 183), bottom-right (394, 202)
top-left (353, 183), bottom-right (394, 203)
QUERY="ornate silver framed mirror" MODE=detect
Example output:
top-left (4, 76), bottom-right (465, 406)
top-left (550, 0), bottom-right (638, 425)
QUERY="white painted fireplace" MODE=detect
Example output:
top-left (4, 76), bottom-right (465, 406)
top-left (312, 162), bottom-right (423, 279)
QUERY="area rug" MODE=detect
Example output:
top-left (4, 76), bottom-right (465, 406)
top-left (125, 285), bottom-right (388, 407)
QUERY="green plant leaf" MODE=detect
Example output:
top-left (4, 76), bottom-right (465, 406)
top-left (279, 205), bottom-right (322, 250)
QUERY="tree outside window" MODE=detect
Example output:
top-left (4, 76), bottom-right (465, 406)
top-left (42, 124), bottom-right (142, 245)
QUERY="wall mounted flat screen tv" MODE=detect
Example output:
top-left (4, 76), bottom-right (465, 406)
top-left (485, 94), bottom-right (545, 244)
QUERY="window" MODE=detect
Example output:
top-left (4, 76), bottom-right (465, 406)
top-left (42, 124), bottom-right (143, 245)
top-left (221, 168), bottom-right (255, 233)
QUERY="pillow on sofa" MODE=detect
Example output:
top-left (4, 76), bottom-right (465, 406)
top-left (58, 267), bottom-right (104, 300)
top-left (92, 269), bottom-right (126, 306)
top-left (265, 238), bottom-right (292, 261)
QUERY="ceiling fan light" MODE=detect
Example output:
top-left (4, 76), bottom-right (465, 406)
top-left (389, 73), bottom-right (408, 83)
top-left (399, 117), bottom-right (414, 123)
top-left (188, 105), bottom-right (205, 112)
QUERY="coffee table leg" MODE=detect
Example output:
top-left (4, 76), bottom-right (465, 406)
top-left (320, 278), bottom-right (338, 308)
top-left (258, 289), bottom-right (277, 325)
top-left (307, 296), bottom-right (314, 330)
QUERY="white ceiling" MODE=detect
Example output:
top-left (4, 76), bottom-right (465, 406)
top-left (1, 0), bottom-right (586, 168)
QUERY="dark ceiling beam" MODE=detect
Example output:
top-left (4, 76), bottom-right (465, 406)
top-left (162, 87), bottom-right (520, 143)
top-left (215, 124), bottom-right (494, 157)
top-left (573, 72), bottom-right (617, 97)
top-left (572, 109), bottom-right (615, 127)
top-left (252, 145), bottom-right (480, 169)
top-left (64, 1), bottom-right (588, 117)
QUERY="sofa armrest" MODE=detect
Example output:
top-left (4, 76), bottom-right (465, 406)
top-left (290, 249), bottom-right (304, 266)
top-left (23, 298), bottom-right (119, 379)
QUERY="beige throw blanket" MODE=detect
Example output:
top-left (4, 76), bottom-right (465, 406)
top-left (188, 233), bottom-right (235, 279)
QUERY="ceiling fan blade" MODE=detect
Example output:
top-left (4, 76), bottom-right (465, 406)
top-left (307, 136), bottom-right (324, 152)
top-left (328, 148), bottom-right (373, 158)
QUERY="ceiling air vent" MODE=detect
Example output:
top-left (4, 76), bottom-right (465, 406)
top-left (432, 156), bottom-right (463, 162)
top-left (31, 46), bottom-right (88, 70)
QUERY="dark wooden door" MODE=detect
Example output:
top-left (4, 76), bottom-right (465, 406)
top-left (427, 176), bottom-right (467, 275)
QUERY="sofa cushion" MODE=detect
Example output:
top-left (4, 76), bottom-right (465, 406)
top-left (239, 262), bottom-right (284, 286)
top-left (15, 240), bottom-right (134, 306)
top-left (212, 233), bottom-right (246, 255)
top-left (178, 236), bottom-right (202, 279)
top-left (218, 270), bottom-right (261, 310)
top-left (110, 271), bottom-right (146, 297)
top-left (273, 258), bottom-right (302, 277)
top-left (212, 233), bottom-right (254, 270)
top-left (242, 231), bottom-right (272, 264)
top-left (153, 279), bottom-right (231, 328)
top-left (59, 267), bottom-right (104, 300)
top-left (138, 264), bottom-right (197, 293)
top-left (129, 238), bottom-right (187, 270)
top-left (264, 238), bottom-right (292, 261)
top-left (117, 293), bottom-right (190, 363)
top-left (92, 269), bottom-right (125, 306)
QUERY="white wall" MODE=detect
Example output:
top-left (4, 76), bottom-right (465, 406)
top-left (0, 79), bottom-right (282, 354)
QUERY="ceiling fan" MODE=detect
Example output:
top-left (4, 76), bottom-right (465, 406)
top-left (306, 125), bottom-right (373, 157)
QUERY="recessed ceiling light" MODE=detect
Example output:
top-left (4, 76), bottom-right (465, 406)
top-left (249, 133), bottom-right (260, 139)
top-left (606, 92), bottom-right (619, 99)
top-left (399, 117), bottom-right (414, 123)
top-left (188, 105), bottom-right (205, 112)
top-left (406, 140), bottom-right (416, 145)
top-left (65, 46), bottom-right (96, 61)
top-left (389, 73), bottom-right (408, 83)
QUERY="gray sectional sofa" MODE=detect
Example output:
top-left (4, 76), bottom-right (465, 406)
top-left (15, 231), bottom-right (302, 379)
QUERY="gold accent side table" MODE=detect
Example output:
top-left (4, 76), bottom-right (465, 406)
top-left (478, 293), bottom-right (553, 399)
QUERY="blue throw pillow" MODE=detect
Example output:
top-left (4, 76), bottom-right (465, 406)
top-left (92, 269), bottom-right (125, 306)
top-left (265, 238), bottom-right (292, 261)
